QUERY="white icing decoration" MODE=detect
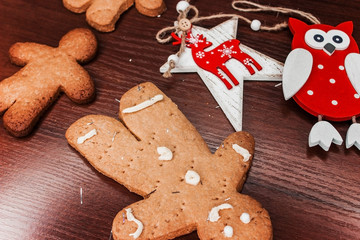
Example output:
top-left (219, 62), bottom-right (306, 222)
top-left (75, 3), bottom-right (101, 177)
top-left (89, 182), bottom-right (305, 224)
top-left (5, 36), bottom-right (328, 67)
top-left (185, 170), bottom-right (200, 186)
top-left (112, 132), bottom-right (118, 142)
top-left (223, 226), bottom-right (234, 237)
top-left (207, 203), bottom-right (233, 222)
top-left (157, 146), bottom-right (173, 161)
top-left (122, 94), bottom-right (164, 113)
top-left (77, 129), bottom-right (97, 144)
top-left (126, 208), bottom-right (143, 239)
top-left (240, 212), bottom-right (251, 224)
top-left (232, 144), bottom-right (251, 162)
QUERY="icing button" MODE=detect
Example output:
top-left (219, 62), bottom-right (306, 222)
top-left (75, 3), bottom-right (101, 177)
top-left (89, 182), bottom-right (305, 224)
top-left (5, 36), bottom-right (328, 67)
top-left (223, 226), bottom-right (234, 237)
top-left (240, 212), bottom-right (251, 224)
top-left (185, 170), bottom-right (200, 186)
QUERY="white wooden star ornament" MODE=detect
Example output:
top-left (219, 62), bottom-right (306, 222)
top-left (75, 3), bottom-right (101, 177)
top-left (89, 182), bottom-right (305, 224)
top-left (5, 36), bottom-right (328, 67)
top-left (160, 18), bottom-right (283, 131)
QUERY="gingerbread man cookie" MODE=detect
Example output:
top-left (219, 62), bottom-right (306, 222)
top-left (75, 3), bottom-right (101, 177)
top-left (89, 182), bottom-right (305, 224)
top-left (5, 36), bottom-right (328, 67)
top-left (66, 82), bottom-right (272, 239)
top-left (63, 0), bottom-right (166, 32)
top-left (0, 28), bottom-right (97, 137)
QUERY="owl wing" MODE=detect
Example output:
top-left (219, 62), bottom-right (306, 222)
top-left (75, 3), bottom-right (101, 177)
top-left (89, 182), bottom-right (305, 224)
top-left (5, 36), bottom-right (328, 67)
top-left (345, 53), bottom-right (360, 95)
top-left (282, 48), bottom-right (313, 100)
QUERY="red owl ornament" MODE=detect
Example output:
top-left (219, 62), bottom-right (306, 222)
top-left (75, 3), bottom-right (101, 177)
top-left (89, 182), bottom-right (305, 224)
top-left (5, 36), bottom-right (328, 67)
top-left (283, 18), bottom-right (360, 151)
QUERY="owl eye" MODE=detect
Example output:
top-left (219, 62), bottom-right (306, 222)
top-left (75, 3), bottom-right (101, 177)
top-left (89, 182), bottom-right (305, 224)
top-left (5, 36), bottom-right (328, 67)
top-left (327, 30), bottom-right (350, 50)
top-left (314, 34), bottom-right (324, 43)
top-left (333, 36), bottom-right (343, 44)
top-left (305, 29), bottom-right (327, 49)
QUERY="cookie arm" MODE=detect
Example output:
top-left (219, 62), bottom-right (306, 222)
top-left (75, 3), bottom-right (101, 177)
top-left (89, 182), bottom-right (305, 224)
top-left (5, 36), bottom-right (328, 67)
top-left (65, 115), bottom-right (158, 196)
top-left (135, 0), bottom-right (166, 17)
top-left (63, 0), bottom-right (93, 13)
top-left (212, 131), bottom-right (254, 192)
top-left (194, 132), bottom-right (272, 239)
top-left (60, 62), bottom-right (95, 104)
top-left (9, 42), bottom-right (52, 66)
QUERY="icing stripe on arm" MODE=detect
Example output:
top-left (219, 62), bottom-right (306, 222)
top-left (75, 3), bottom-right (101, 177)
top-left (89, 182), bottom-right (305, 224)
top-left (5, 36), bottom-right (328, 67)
top-left (122, 94), bottom-right (164, 113)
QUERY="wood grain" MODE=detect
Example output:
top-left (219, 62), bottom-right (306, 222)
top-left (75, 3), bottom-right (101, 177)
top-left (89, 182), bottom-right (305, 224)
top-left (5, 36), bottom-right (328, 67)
top-left (1, 0), bottom-right (360, 239)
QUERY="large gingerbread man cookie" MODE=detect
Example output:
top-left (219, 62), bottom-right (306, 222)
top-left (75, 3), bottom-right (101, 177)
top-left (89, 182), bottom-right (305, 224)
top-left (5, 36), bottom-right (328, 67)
top-left (0, 28), bottom-right (97, 137)
top-left (63, 0), bottom-right (166, 32)
top-left (66, 82), bottom-right (272, 239)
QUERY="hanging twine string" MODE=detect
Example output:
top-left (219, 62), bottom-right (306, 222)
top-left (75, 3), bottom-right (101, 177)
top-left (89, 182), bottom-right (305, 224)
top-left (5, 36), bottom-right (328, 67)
top-left (232, 0), bottom-right (320, 27)
top-left (157, 0), bottom-right (320, 78)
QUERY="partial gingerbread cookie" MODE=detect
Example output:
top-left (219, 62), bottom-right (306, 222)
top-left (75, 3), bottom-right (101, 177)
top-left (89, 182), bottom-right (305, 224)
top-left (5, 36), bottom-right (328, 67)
top-left (66, 82), bottom-right (272, 239)
top-left (63, 0), bottom-right (166, 32)
top-left (0, 28), bottom-right (97, 137)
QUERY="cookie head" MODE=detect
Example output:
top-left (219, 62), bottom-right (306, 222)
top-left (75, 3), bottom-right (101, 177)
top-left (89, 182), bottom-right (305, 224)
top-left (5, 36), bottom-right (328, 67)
top-left (59, 28), bottom-right (97, 63)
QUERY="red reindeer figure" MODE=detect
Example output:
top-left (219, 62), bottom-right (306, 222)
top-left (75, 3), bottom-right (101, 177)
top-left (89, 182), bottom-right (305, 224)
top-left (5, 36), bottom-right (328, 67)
top-left (186, 32), bottom-right (262, 89)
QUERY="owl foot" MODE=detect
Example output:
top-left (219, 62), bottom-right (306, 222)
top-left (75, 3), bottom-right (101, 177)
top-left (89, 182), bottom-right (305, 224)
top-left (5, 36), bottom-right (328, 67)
top-left (309, 121), bottom-right (343, 151)
top-left (346, 123), bottom-right (360, 150)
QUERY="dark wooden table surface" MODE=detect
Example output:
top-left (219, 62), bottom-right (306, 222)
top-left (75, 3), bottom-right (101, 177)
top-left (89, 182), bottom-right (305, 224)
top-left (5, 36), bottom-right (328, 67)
top-left (1, 0), bottom-right (360, 239)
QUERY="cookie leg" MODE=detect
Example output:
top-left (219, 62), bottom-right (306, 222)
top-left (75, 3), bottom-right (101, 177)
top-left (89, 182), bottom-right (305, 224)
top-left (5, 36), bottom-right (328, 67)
top-left (112, 195), bottom-right (196, 240)
top-left (3, 97), bottom-right (53, 137)
top-left (86, 0), bottom-right (134, 32)
top-left (0, 83), bottom-right (17, 115)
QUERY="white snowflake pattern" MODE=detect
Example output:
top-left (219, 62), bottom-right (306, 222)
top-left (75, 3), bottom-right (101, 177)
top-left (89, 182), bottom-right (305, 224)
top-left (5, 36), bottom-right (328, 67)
top-left (243, 58), bottom-right (253, 66)
top-left (218, 45), bottom-right (237, 58)
top-left (196, 51), bottom-right (205, 59)
top-left (186, 33), bottom-right (204, 47)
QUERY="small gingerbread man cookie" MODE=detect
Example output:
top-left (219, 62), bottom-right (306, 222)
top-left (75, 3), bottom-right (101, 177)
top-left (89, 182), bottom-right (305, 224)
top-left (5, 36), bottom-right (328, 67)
top-left (0, 28), bottom-right (97, 137)
top-left (66, 82), bottom-right (272, 240)
top-left (63, 0), bottom-right (166, 32)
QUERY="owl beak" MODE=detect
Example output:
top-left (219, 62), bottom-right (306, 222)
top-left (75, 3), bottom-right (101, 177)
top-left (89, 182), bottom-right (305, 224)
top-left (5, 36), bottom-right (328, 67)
top-left (323, 43), bottom-right (336, 56)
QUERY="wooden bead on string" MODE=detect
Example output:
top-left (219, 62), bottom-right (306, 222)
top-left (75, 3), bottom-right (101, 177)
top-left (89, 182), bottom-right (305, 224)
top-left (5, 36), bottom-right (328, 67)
top-left (250, 19), bottom-right (261, 31)
top-left (176, 1), bottom-right (190, 13)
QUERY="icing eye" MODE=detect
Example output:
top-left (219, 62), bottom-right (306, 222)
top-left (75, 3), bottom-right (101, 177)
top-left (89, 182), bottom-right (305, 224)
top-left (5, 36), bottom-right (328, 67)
top-left (327, 30), bottom-right (350, 50)
top-left (305, 29), bottom-right (327, 49)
